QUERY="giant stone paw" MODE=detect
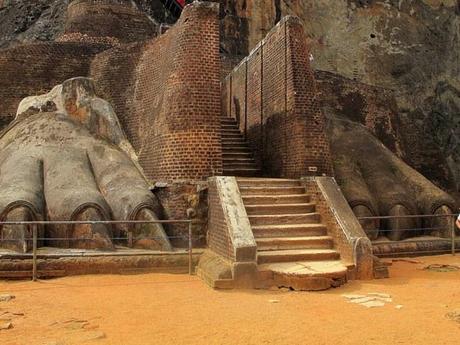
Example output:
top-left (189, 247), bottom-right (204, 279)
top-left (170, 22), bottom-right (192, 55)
top-left (328, 117), bottom-right (457, 241)
top-left (0, 77), bottom-right (172, 252)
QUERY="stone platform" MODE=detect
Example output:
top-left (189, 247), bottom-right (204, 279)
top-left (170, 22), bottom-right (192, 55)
top-left (0, 247), bottom-right (203, 279)
top-left (257, 260), bottom-right (351, 291)
top-left (372, 236), bottom-right (460, 257)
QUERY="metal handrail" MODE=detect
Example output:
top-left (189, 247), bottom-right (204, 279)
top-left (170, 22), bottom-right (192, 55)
top-left (0, 219), bottom-right (199, 281)
top-left (356, 213), bottom-right (458, 257)
top-left (357, 213), bottom-right (459, 220)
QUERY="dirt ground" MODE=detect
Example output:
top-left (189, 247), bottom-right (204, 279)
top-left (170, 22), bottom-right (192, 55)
top-left (1, 255), bottom-right (459, 345)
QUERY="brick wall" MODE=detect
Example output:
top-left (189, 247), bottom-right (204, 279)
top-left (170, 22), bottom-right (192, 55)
top-left (144, 2), bottom-right (221, 181)
top-left (207, 178), bottom-right (234, 261)
top-left (93, 2), bottom-right (222, 182)
top-left (0, 42), bottom-right (109, 130)
top-left (62, 0), bottom-right (157, 44)
top-left (90, 42), bottom-right (145, 146)
top-left (153, 181), bottom-right (208, 248)
top-left (315, 70), bottom-right (403, 157)
top-left (222, 16), bottom-right (334, 178)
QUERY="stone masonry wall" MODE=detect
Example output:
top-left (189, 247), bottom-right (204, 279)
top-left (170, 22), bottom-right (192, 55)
top-left (92, 2), bottom-right (222, 182)
top-left (0, 42), bottom-right (109, 129)
top-left (136, 2), bottom-right (222, 181)
top-left (222, 16), bottom-right (334, 178)
top-left (90, 42), bottom-right (145, 148)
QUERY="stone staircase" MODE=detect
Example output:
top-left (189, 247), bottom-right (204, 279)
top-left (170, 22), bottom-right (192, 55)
top-left (237, 178), bottom-right (350, 290)
top-left (221, 117), bottom-right (260, 177)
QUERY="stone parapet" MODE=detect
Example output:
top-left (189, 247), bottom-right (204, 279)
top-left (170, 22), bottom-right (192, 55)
top-left (199, 176), bottom-right (257, 288)
top-left (301, 176), bottom-right (374, 280)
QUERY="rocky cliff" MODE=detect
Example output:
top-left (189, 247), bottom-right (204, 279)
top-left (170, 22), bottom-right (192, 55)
top-left (221, 0), bottom-right (460, 198)
top-left (0, 0), bottom-right (459, 198)
top-left (0, 0), bottom-right (174, 48)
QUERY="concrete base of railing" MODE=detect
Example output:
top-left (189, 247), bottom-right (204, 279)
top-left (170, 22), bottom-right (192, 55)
top-left (373, 237), bottom-right (460, 257)
top-left (0, 248), bottom-right (203, 278)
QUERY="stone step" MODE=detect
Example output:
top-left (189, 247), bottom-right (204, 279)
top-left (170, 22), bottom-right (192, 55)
top-left (257, 249), bottom-right (340, 264)
top-left (223, 152), bottom-right (254, 159)
top-left (221, 117), bottom-right (238, 123)
top-left (245, 203), bottom-right (316, 215)
top-left (223, 157), bottom-right (256, 163)
top-left (248, 213), bottom-right (321, 226)
top-left (237, 178), bottom-right (301, 187)
top-left (222, 136), bottom-right (244, 141)
top-left (223, 168), bottom-right (260, 177)
top-left (222, 143), bottom-right (250, 150)
top-left (252, 224), bottom-right (327, 238)
top-left (221, 131), bottom-right (243, 136)
top-left (258, 260), bottom-right (348, 279)
top-left (221, 138), bottom-right (248, 143)
top-left (256, 236), bottom-right (333, 251)
top-left (222, 146), bottom-right (252, 153)
top-left (221, 125), bottom-right (240, 130)
top-left (256, 260), bottom-right (348, 290)
top-left (242, 194), bottom-right (311, 205)
top-left (239, 186), bottom-right (306, 195)
top-left (224, 165), bottom-right (258, 171)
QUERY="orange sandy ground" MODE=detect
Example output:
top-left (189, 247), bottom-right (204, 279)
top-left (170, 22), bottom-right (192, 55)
top-left (1, 255), bottom-right (459, 345)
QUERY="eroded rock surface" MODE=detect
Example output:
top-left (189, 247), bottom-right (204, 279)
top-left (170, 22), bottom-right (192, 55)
top-left (220, 0), bottom-right (460, 195)
top-left (328, 116), bottom-right (457, 240)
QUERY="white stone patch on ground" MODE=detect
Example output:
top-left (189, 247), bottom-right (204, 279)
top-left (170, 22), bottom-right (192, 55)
top-left (0, 319), bottom-right (13, 330)
top-left (342, 293), bottom-right (394, 308)
top-left (446, 310), bottom-right (460, 323)
top-left (0, 294), bottom-right (15, 302)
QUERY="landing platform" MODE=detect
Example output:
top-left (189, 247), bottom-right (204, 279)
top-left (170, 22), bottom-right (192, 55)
top-left (258, 260), bottom-right (348, 278)
top-left (257, 260), bottom-right (350, 291)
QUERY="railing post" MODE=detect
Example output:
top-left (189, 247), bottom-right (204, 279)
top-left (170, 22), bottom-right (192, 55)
top-left (32, 226), bottom-right (37, 281)
top-left (188, 221), bottom-right (193, 275)
top-left (452, 215), bottom-right (456, 256)
top-left (128, 231), bottom-right (133, 248)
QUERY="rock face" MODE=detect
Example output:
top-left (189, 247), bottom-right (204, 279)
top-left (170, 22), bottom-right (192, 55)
top-left (220, 0), bottom-right (460, 197)
top-left (0, 0), bottom-right (171, 48)
top-left (1, 1), bottom-right (457, 195)
top-left (0, 0), bottom-right (67, 48)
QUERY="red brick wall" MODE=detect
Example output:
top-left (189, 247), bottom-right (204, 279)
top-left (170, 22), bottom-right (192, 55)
top-left (0, 42), bottom-right (109, 130)
top-left (222, 16), bottom-right (334, 178)
top-left (315, 70), bottom-right (403, 157)
top-left (90, 42), bottom-right (145, 147)
top-left (136, 2), bottom-right (222, 181)
top-left (91, 2), bottom-right (223, 182)
top-left (62, 0), bottom-right (157, 44)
